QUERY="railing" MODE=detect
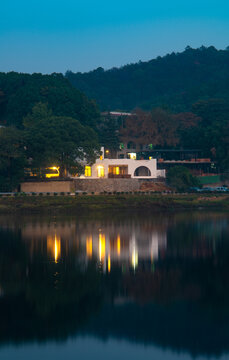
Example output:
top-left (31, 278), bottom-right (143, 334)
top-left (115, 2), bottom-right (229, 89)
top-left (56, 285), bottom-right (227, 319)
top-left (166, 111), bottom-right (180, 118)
top-left (158, 158), bottom-right (211, 163)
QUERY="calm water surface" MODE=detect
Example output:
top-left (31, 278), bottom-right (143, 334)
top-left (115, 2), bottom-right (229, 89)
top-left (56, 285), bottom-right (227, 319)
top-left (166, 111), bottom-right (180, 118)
top-left (0, 211), bottom-right (229, 360)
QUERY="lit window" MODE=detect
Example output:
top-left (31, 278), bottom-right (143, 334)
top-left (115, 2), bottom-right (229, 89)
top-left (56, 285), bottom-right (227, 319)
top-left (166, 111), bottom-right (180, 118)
top-left (128, 153), bottom-right (137, 160)
top-left (85, 166), bottom-right (92, 177)
top-left (115, 167), bottom-right (120, 175)
top-left (97, 166), bottom-right (105, 177)
top-left (45, 167), bottom-right (60, 178)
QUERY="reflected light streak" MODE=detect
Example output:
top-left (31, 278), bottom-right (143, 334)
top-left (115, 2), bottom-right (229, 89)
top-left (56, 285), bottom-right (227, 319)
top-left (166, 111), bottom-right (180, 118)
top-left (47, 234), bottom-right (61, 263)
top-left (108, 254), bottom-right (111, 273)
top-left (86, 236), bottom-right (93, 258)
top-left (99, 233), bottom-right (106, 262)
top-left (117, 235), bottom-right (121, 256)
top-left (131, 247), bottom-right (138, 270)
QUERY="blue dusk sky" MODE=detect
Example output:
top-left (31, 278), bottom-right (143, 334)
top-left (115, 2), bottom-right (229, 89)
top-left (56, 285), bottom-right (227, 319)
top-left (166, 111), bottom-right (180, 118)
top-left (1, 0), bottom-right (229, 74)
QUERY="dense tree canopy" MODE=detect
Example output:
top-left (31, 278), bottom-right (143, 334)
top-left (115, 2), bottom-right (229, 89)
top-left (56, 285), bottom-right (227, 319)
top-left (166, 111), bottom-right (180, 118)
top-left (0, 126), bottom-right (25, 191)
top-left (66, 46), bottom-right (229, 112)
top-left (0, 72), bottom-right (100, 129)
top-left (24, 103), bottom-right (100, 177)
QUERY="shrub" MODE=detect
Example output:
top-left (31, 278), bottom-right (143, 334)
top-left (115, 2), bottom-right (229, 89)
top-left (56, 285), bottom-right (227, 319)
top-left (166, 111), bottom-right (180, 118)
top-left (167, 166), bottom-right (201, 192)
top-left (54, 192), bottom-right (58, 196)
top-left (60, 192), bottom-right (65, 196)
top-left (39, 193), bottom-right (43, 196)
top-left (46, 192), bottom-right (50, 196)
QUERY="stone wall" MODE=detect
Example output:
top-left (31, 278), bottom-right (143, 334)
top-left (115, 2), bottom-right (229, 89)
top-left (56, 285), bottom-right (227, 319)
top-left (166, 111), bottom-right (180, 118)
top-left (21, 178), bottom-right (166, 193)
top-left (74, 178), bottom-right (140, 192)
top-left (21, 180), bottom-right (74, 193)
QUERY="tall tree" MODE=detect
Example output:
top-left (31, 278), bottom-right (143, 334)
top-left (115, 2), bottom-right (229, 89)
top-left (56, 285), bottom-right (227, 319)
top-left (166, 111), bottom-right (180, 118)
top-left (0, 127), bottom-right (25, 191)
top-left (192, 99), bottom-right (229, 171)
top-left (24, 103), bottom-right (100, 177)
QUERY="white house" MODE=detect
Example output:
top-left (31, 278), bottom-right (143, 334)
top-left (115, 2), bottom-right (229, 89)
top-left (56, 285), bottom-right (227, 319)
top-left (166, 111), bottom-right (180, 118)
top-left (79, 148), bottom-right (165, 179)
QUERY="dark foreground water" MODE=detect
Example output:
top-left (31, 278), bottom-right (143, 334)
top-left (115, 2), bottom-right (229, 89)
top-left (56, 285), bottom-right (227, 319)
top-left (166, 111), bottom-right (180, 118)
top-left (0, 211), bottom-right (229, 360)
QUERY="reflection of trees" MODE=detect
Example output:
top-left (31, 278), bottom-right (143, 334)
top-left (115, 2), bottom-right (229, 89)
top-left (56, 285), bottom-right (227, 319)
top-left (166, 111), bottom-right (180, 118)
top-left (0, 212), bottom-right (228, 357)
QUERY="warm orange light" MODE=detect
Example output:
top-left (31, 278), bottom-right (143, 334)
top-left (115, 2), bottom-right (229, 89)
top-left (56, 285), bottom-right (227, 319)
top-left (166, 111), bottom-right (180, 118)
top-left (115, 167), bottom-right (120, 175)
top-left (128, 153), bottom-right (137, 160)
top-left (108, 254), bottom-right (111, 273)
top-left (45, 166), bottom-right (60, 178)
top-left (117, 235), bottom-right (121, 256)
top-left (86, 236), bottom-right (93, 258)
top-left (97, 166), bottom-right (105, 178)
top-left (85, 166), bottom-right (92, 177)
top-left (99, 233), bottom-right (106, 262)
top-left (47, 234), bottom-right (61, 263)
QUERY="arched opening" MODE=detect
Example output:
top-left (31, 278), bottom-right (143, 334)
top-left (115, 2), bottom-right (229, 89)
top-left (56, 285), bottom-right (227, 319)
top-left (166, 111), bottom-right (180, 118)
top-left (134, 166), bottom-right (151, 177)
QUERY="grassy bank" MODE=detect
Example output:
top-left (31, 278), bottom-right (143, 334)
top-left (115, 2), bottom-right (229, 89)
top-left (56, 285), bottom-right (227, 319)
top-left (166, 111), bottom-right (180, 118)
top-left (0, 193), bottom-right (228, 214)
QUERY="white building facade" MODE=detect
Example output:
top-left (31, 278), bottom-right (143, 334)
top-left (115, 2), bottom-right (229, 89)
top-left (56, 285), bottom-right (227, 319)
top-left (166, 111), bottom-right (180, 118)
top-left (81, 148), bottom-right (165, 179)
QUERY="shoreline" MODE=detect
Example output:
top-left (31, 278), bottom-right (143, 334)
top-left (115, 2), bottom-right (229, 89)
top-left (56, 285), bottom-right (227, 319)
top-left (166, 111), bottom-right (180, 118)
top-left (0, 194), bottom-right (228, 214)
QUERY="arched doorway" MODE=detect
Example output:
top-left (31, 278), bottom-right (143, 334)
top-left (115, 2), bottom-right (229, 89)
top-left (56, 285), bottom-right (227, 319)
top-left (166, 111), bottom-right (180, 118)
top-left (134, 166), bottom-right (151, 177)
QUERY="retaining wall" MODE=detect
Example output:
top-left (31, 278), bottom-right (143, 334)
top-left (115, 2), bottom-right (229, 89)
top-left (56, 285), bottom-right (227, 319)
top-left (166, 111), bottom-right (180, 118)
top-left (21, 178), bottom-right (165, 193)
top-left (74, 178), bottom-right (140, 192)
top-left (21, 180), bottom-right (74, 193)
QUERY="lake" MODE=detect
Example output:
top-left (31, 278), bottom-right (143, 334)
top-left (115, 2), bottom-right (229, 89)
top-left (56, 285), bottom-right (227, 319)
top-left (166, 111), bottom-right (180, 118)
top-left (0, 211), bottom-right (229, 360)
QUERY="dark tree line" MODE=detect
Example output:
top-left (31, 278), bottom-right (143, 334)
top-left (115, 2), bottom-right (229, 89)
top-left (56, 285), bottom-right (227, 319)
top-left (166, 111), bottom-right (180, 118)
top-left (0, 73), bottom-right (101, 190)
top-left (66, 46), bottom-right (229, 112)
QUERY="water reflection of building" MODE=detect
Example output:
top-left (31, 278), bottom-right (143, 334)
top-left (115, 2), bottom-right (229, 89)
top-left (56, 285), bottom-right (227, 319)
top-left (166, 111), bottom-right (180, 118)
top-left (1, 214), bottom-right (223, 272)
top-left (19, 219), bottom-right (167, 270)
top-left (80, 226), bottom-right (167, 272)
top-left (47, 234), bottom-right (61, 263)
top-left (21, 222), bottom-right (79, 262)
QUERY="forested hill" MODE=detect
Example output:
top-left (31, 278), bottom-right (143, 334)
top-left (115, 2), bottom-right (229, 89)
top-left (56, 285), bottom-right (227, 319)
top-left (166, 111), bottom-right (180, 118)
top-left (0, 72), bottom-right (100, 128)
top-left (66, 46), bottom-right (229, 112)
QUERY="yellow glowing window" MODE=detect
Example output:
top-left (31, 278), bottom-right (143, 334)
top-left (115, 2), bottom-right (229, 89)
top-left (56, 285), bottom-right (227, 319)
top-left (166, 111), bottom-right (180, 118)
top-left (115, 167), bottom-right (120, 175)
top-left (97, 166), bottom-right (105, 177)
top-left (128, 153), bottom-right (137, 160)
top-left (45, 167), bottom-right (60, 178)
top-left (85, 166), bottom-right (92, 177)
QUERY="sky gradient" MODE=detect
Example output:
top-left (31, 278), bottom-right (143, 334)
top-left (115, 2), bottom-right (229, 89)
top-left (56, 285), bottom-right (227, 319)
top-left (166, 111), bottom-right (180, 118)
top-left (1, 0), bottom-right (229, 74)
